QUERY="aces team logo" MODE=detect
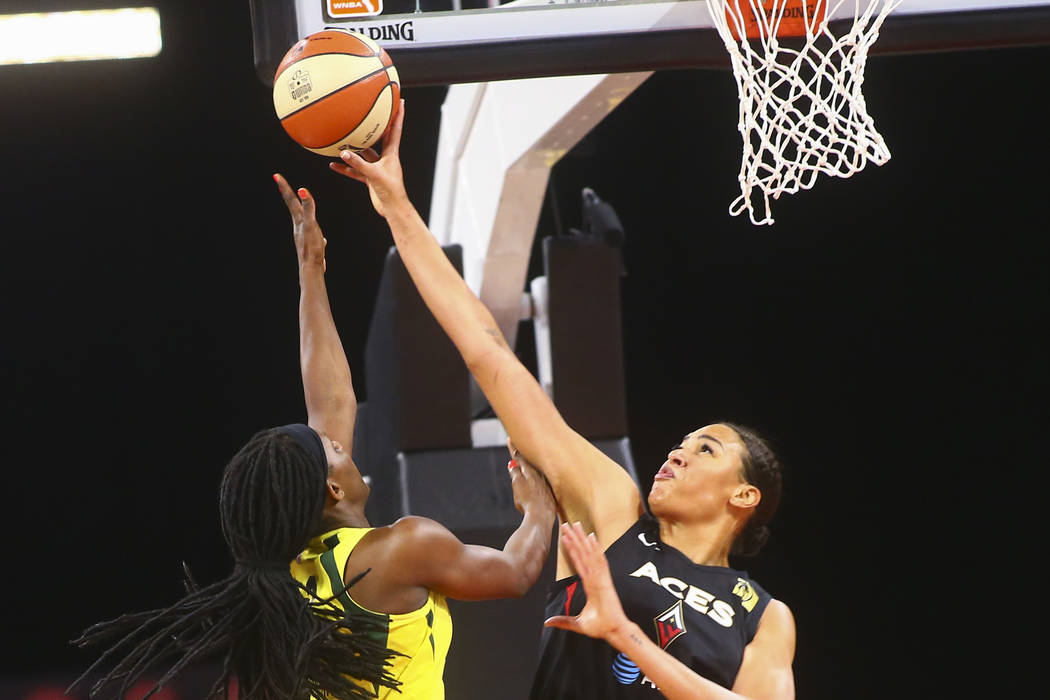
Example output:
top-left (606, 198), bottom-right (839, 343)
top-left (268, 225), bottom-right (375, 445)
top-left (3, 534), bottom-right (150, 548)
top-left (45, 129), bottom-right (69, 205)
top-left (653, 599), bottom-right (687, 649)
top-left (610, 600), bottom-right (688, 686)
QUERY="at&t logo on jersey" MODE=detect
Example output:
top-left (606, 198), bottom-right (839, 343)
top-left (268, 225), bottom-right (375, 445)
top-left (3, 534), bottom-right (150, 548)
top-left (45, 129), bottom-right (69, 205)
top-left (608, 597), bottom-right (689, 689)
top-left (611, 651), bottom-right (661, 691)
top-left (611, 652), bottom-right (640, 685)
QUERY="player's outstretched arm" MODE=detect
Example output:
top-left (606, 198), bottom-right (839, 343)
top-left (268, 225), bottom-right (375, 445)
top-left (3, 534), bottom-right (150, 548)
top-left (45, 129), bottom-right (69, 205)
top-left (330, 101), bottom-right (642, 546)
top-left (384, 457), bottom-right (557, 600)
top-left (546, 522), bottom-right (796, 700)
top-left (273, 175), bottom-right (357, 450)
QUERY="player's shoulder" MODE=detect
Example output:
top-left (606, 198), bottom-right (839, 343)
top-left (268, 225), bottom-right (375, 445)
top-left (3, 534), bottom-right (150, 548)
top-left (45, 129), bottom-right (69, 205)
top-left (359, 516), bottom-right (467, 584)
top-left (377, 515), bottom-right (459, 553)
top-left (386, 514), bottom-right (449, 534)
top-left (348, 517), bottom-right (454, 576)
top-left (756, 598), bottom-right (796, 642)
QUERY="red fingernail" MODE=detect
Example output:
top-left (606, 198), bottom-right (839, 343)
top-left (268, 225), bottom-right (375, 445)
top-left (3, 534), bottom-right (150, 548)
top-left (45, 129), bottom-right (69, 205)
top-left (298, 188), bottom-right (308, 199)
top-left (508, 459), bottom-right (519, 469)
top-left (272, 174), bottom-right (279, 182)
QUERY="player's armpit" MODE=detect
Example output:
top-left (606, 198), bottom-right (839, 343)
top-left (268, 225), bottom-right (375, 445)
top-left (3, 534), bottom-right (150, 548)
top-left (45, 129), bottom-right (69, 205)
top-left (731, 600), bottom-right (796, 700)
top-left (384, 516), bottom-right (540, 601)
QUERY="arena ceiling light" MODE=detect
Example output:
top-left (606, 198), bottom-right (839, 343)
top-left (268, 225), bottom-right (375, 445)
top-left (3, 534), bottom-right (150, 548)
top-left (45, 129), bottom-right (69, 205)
top-left (0, 7), bottom-right (161, 65)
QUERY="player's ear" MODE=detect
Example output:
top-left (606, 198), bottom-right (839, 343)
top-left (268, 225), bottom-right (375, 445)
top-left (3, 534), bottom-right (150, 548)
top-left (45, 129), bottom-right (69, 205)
top-left (730, 483), bottom-right (760, 511)
top-left (326, 479), bottom-right (345, 502)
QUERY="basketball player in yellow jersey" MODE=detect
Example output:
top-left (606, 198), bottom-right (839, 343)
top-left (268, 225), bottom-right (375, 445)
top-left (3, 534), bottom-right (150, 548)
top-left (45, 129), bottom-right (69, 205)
top-left (67, 175), bottom-right (552, 700)
top-left (270, 173), bottom-right (557, 699)
top-left (292, 525), bottom-right (454, 699)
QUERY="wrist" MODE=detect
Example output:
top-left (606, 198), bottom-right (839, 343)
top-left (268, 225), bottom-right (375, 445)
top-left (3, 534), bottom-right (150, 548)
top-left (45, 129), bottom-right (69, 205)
top-left (298, 256), bottom-right (325, 272)
top-left (522, 498), bottom-right (555, 518)
top-left (383, 194), bottom-right (418, 223)
top-left (606, 618), bottom-right (642, 648)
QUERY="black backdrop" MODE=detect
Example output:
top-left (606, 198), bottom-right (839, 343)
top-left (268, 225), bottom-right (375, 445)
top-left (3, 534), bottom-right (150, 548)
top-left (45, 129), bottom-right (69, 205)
top-left (1, 2), bottom-right (1046, 698)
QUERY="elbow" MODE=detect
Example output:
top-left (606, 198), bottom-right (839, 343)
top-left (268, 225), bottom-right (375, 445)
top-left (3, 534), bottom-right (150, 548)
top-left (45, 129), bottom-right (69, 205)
top-left (495, 563), bottom-right (539, 599)
top-left (507, 572), bottom-right (533, 599)
top-left (509, 553), bottom-right (549, 599)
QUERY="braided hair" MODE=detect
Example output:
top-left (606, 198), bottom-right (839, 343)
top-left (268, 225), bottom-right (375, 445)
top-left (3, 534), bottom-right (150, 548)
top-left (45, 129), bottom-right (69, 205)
top-left (69, 425), bottom-right (400, 699)
top-left (721, 422), bottom-right (783, 559)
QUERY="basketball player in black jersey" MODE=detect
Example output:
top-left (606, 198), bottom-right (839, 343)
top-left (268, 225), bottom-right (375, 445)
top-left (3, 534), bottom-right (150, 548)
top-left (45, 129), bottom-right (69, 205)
top-left (332, 100), bottom-right (796, 700)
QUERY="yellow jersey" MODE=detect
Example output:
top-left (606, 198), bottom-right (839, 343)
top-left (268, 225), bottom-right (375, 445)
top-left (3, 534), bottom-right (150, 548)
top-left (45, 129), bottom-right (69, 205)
top-left (290, 527), bottom-right (452, 699)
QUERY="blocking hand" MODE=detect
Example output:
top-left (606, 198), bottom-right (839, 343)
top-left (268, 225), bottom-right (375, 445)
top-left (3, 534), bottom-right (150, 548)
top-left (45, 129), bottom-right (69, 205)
top-left (329, 98), bottom-right (408, 220)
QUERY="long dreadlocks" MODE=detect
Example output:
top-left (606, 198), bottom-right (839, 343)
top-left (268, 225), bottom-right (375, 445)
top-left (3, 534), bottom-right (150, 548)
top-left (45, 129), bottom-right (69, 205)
top-left (68, 425), bottom-right (400, 699)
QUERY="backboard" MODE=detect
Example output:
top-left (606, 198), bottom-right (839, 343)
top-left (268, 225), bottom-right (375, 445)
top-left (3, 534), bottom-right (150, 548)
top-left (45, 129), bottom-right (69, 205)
top-left (251, 0), bottom-right (1050, 86)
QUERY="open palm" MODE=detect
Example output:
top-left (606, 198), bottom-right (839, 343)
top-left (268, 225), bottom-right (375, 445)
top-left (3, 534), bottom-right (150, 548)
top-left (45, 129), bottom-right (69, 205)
top-left (544, 522), bottom-right (631, 640)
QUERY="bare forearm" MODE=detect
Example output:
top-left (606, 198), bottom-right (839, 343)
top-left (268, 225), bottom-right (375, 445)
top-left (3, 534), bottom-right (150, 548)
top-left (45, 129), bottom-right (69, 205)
top-left (382, 200), bottom-right (571, 469)
top-left (384, 200), bottom-right (512, 366)
top-left (299, 262), bottom-right (356, 438)
top-left (500, 507), bottom-right (555, 596)
top-left (606, 622), bottom-right (742, 700)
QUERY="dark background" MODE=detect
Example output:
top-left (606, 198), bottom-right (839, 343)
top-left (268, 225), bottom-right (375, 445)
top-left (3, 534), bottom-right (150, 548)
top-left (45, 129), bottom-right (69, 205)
top-left (1, 1), bottom-right (1046, 698)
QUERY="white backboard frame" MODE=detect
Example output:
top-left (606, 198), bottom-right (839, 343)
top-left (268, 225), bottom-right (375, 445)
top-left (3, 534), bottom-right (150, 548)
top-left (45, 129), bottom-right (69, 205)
top-left (251, 0), bottom-right (1050, 86)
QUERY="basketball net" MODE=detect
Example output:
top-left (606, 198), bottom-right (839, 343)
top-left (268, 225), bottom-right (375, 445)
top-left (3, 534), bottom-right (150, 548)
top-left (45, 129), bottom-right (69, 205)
top-left (705, 0), bottom-right (902, 225)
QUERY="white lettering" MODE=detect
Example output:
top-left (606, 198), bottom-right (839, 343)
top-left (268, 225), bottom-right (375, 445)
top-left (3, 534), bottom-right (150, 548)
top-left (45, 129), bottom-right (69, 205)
top-left (630, 561), bottom-right (660, 585)
top-left (629, 560), bottom-right (736, 628)
top-left (638, 533), bottom-right (658, 548)
top-left (684, 585), bottom-right (713, 614)
top-left (659, 576), bottom-right (687, 600)
top-left (641, 675), bottom-right (659, 689)
top-left (708, 600), bottom-right (735, 628)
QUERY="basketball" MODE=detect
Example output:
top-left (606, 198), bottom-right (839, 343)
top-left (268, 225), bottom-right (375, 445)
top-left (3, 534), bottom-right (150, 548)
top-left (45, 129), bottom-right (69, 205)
top-left (272, 29), bottom-right (400, 157)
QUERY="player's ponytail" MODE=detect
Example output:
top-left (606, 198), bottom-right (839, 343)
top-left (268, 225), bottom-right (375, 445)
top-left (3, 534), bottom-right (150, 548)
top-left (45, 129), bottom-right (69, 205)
top-left (69, 426), bottom-right (399, 699)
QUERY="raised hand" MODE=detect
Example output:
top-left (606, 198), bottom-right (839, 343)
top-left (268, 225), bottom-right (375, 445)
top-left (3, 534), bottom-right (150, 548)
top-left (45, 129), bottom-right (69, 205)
top-left (273, 173), bottom-right (327, 271)
top-left (507, 445), bottom-right (556, 520)
top-left (329, 99), bottom-right (408, 219)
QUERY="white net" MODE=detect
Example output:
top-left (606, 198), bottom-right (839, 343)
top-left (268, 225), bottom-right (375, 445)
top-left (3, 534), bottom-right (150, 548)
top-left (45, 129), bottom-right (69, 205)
top-left (705, 0), bottom-right (902, 225)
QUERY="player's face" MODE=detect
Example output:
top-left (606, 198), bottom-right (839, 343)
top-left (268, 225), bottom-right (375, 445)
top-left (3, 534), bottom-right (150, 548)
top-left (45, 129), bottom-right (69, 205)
top-left (321, 435), bottom-right (370, 504)
top-left (647, 424), bottom-right (751, 522)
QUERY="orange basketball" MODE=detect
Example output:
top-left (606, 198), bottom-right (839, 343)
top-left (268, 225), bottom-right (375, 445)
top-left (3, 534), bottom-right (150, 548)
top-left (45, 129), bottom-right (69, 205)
top-left (273, 29), bottom-right (400, 157)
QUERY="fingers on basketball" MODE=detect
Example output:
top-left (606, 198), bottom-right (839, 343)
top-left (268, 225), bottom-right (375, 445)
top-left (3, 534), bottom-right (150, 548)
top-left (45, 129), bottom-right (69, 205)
top-left (329, 160), bottom-right (366, 182)
top-left (384, 99), bottom-right (405, 153)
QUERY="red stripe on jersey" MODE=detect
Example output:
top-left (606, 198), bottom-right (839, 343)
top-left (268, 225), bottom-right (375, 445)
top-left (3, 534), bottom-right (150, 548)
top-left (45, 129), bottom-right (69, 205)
top-left (564, 581), bottom-right (579, 616)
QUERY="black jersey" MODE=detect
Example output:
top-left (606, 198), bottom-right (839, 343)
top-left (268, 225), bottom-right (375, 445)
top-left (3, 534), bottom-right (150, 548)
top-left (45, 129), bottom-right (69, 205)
top-left (529, 517), bottom-right (772, 699)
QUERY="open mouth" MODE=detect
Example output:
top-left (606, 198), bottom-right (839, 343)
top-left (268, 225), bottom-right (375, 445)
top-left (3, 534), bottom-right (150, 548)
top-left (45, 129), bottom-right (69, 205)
top-left (654, 465), bottom-right (674, 481)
